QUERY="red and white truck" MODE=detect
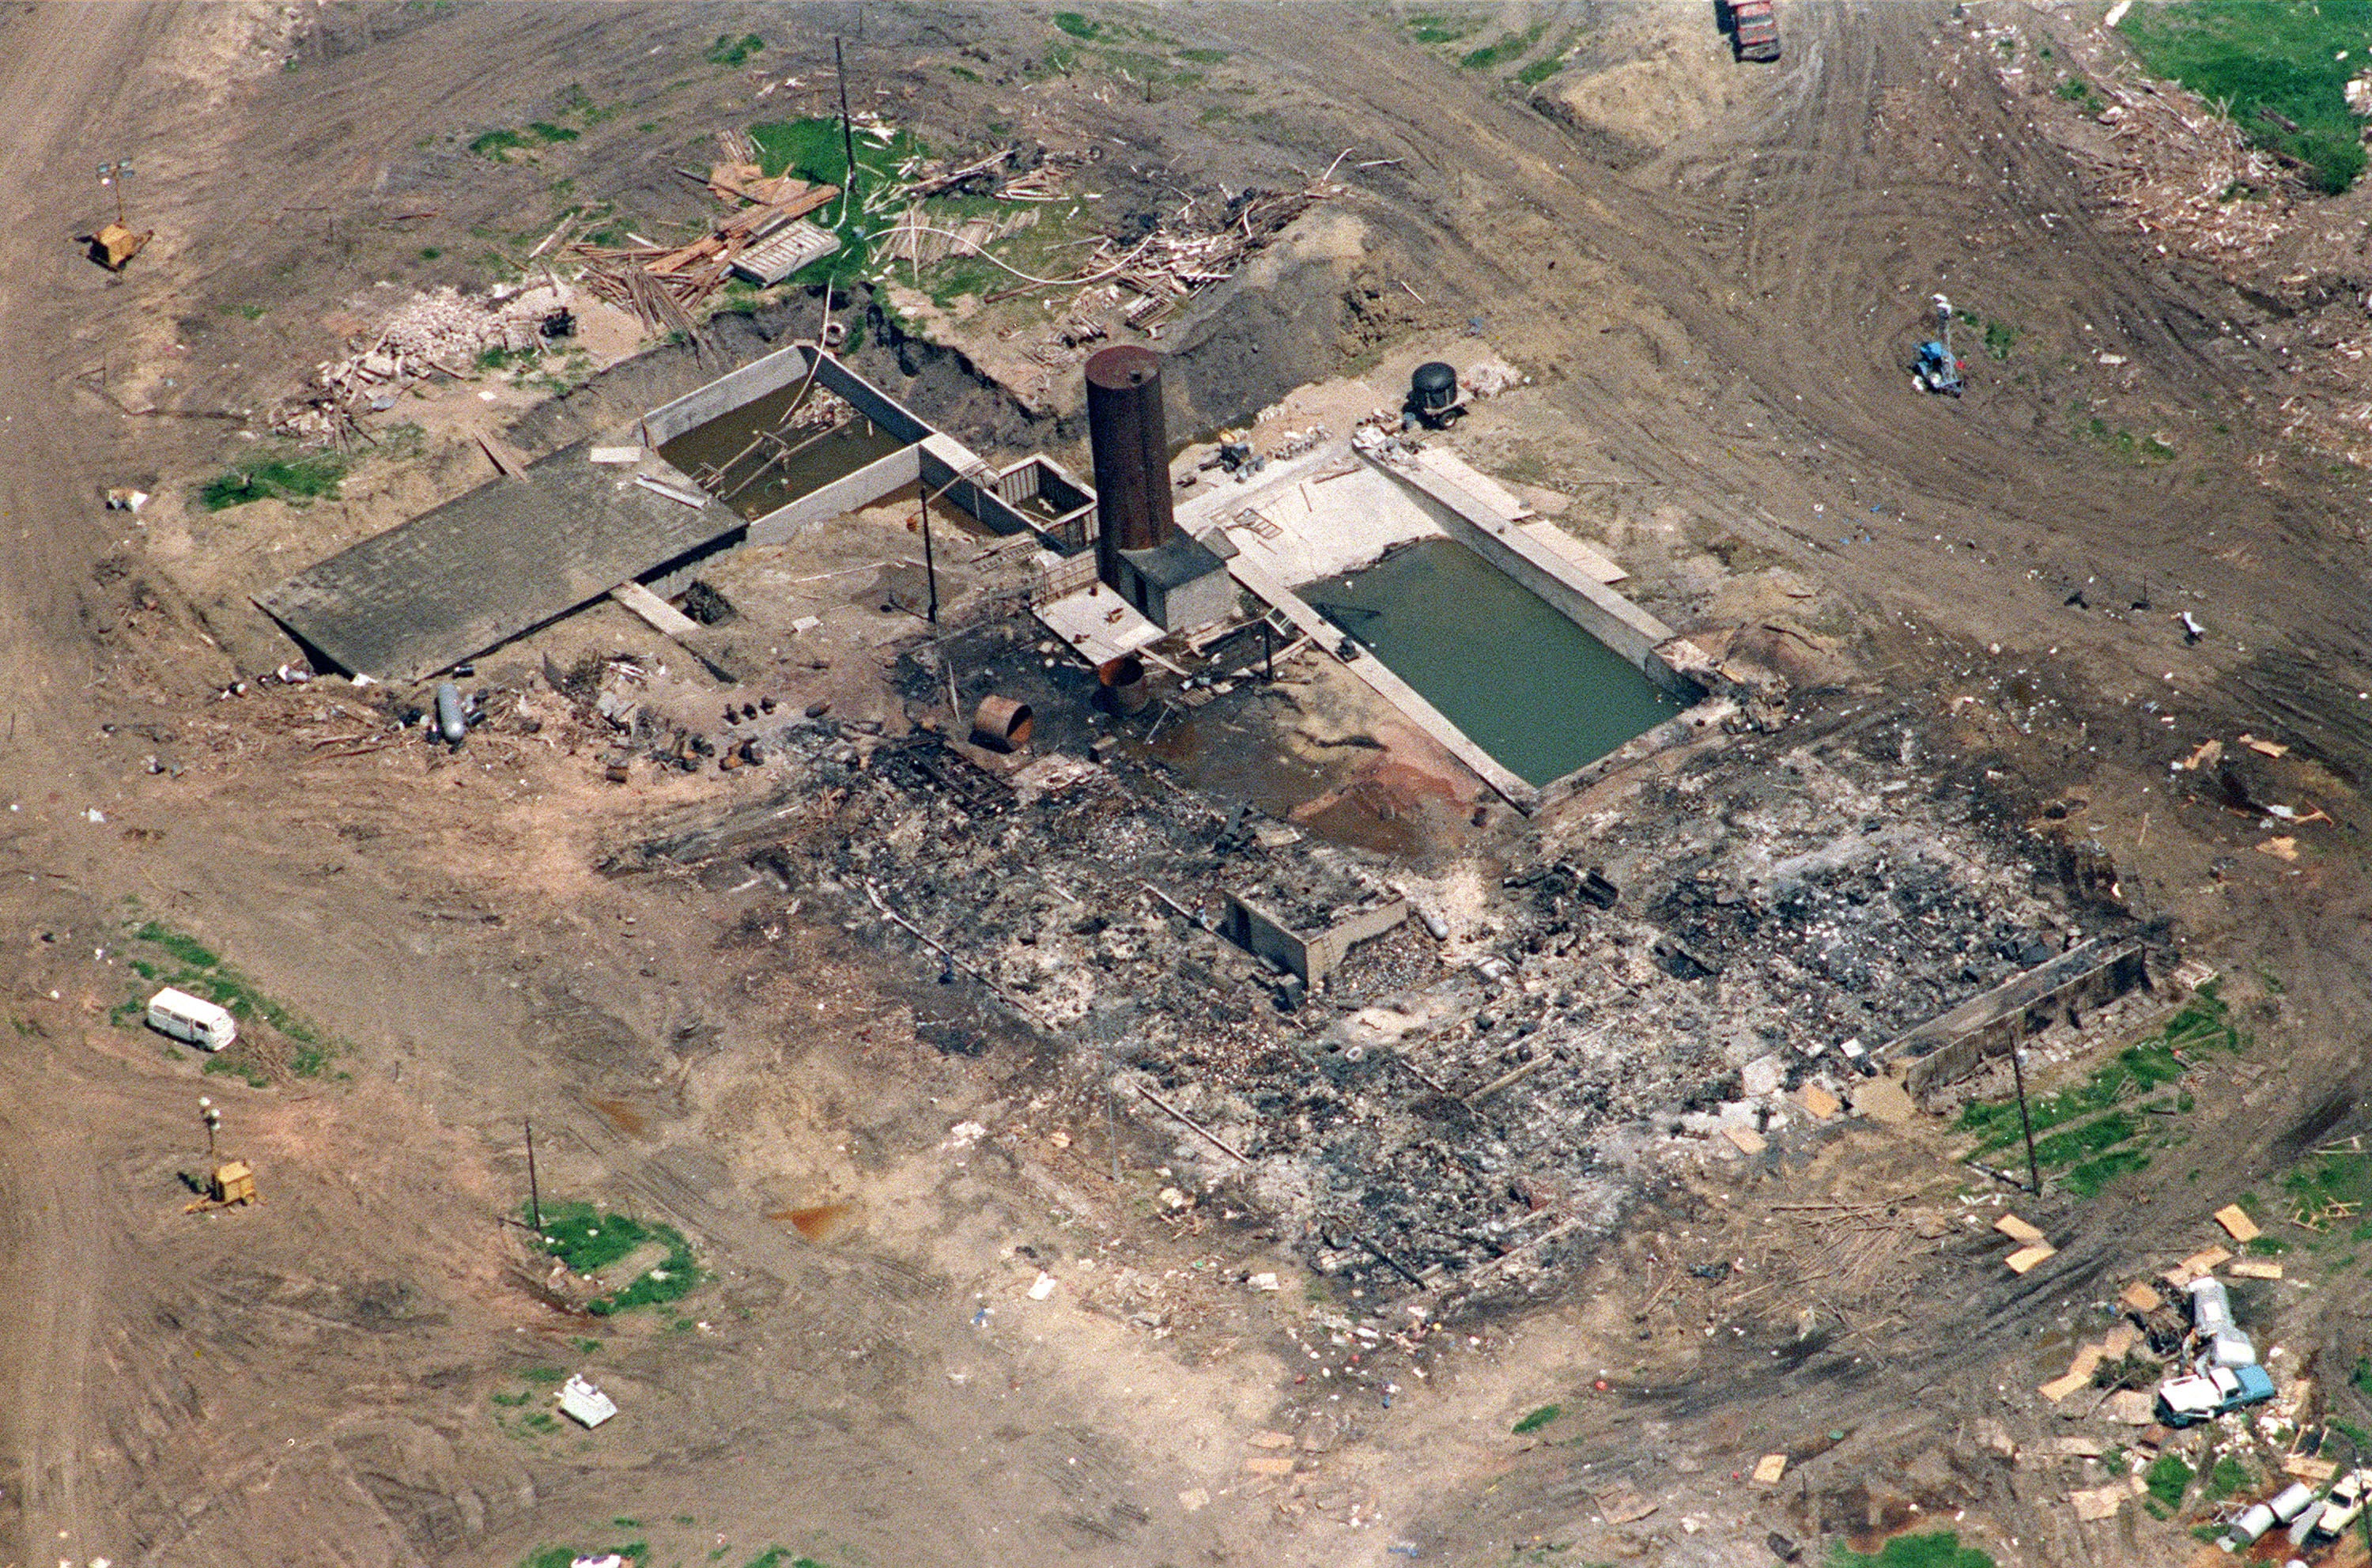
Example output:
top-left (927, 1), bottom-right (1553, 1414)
top-left (1731, 0), bottom-right (1781, 62)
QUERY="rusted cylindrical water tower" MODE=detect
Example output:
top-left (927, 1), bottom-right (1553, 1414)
top-left (1085, 345), bottom-right (1176, 592)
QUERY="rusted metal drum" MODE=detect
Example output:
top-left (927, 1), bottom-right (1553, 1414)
top-left (969, 694), bottom-right (1035, 753)
top-left (1097, 654), bottom-right (1152, 714)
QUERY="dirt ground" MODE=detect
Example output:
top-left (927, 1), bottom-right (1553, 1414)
top-left (10, 4), bottom-right (2372, 1567)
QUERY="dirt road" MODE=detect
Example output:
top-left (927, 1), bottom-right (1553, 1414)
top-left (3, 5), bottom-right (2372, 1566)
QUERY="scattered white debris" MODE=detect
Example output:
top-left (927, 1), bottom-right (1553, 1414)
top-left (1027, 1271), bottom-right (1058, 1301)
top-left (939, 1120), bottom-right (988, 1152)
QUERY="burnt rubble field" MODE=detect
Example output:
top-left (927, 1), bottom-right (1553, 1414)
top-left (597, 641), bottom-right (2122, 1305)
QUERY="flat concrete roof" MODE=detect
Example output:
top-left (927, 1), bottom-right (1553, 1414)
top-left (257, 437), bottom-right (740, 682)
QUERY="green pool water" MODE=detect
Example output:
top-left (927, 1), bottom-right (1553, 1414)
top-left (1305, 536), bottom-right (1685, 786)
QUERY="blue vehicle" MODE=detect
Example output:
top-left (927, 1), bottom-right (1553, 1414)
top-left (1915, 293), bottom-right (1966, 397)
top-left (2155, 1362), bottom-right (2276, 1426)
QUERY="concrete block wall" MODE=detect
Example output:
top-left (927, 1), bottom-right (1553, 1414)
top-left (1895, 939), bottom-right (2153, 1103)
top-left (747, 445), bottom-right (923, 546)
top-left (1219, 893), bottom-right (1411, 985)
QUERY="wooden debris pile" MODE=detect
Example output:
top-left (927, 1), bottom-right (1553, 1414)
top-left (569, 179), bottom-right (840, 334)
top-left (878, 205), bottom-right (1041, 270)
top-left (1994, 20), bottom-right (2299, 277)
top-left (1002, 186), bottom-right (1328, 331)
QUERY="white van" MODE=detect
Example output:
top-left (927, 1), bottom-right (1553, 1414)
top-left (145, 987), bottom-right (236, 1052)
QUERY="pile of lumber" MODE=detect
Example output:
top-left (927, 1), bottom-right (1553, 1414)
top-left (570, 180), bottom-right (840, 332)
top-left (877, 203), bottom-right (1040, 269)
top-left (994, 186), bottom-right (1326, 328)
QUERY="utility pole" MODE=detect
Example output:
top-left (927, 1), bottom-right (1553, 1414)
top-left (98, 160), bottom-right (130, 226)
top-left (2008, 1009), bottom-right (2042, 1196)
top-left (524, 1118), bottom-right (543, 1235)
top-left (199, 1095), bottom-right (219, 1161)
top-left (834, 38), bottom-right (858, 229)
top-left (919, 480), bottom-right (939, 625)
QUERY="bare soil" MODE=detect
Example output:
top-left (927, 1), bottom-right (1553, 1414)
top-left (7, 6), bottom-right (2372, 1568)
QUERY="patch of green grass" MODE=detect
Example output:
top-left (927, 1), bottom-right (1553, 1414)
top-left (2120, 0), bottom-right (2372, 193)
top-left (2247, 1234), bottom-right (2289, 1255)
top-left (2147, 1451), bottom-right (2194, 1509)
top-left (1177, 46), bottom-right (1228, 64)
top-left (490, 1389), bottom-right (530, 1407)
top-left (2031, 1111), bottom-right (2142, 1169)
top-left (1460, 21), bottom-right (1550, 72)
top-left (195, 446), bottom-right (346, 508)
top-left (1827, 1532), bottom-right (1997, 1568)
top-left (1516, 51), bottom-right (1566, 86)
top-left (527, 121), bottom-right (579, 144)
top-left (531, 1200), bottom-right (701, 1314)
top-left (2080, 416), bottom-right (2177, 463)
top-left (475, 343), bottom-right (539, 372)
top-left (2066, 1147), bottom-right (2151, 1197)
top-left (948, 63), bottom-right (980, 82)
top-left (1513, 1404), bottom-right (1562, 1434)
top-left (202, 1055), bottom-right (270, 1090)
top-left (138, 922), bottom-right (218, 969)
top-left (2204, 1453), bottom-right (2249, 1500)
top-left (470, 127), bottom-right (530, 159)
top-left (750, 117), bottom-right (873, 186)
top-left (1052, 11), bottom-right (1101, 39)
top-left (1406, 12), bottom-right (1482, 45)
top-left (1962, 314), bottom-right (2019, 361)
top-left (707, 32), bottom-right (765, 66)
top-left (2055, 74), bottom-right (2108, 115)
top-left (2283, 1144), bottom-right (2372, 1215)
top-left (221, 301), bottom-right (267, 321)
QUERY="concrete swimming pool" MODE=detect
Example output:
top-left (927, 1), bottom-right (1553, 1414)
top-left (1191, 437), bottom-right (1728, 809)
top-left (1307, 537), bottom-right (1686, 788)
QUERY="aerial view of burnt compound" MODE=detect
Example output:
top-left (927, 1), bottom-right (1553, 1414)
top-left (15, 2), bottom-right (2372, 1565)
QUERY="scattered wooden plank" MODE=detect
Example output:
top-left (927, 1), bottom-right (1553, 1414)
top-left (2120, 1280), bottom-right (2164, 1313)
top-left (1995, 1215), bottom-right (2047, 1245)
top-left (1798, 1084), bottom-right (1841, 1120)
top-left (2215, 1204), bottom-right (2261, 1242)
top-left (1751, 1454), bottom-right (1788, 1487)
top-left (2174, 1245), bottom-right (2232, 1281)
top-left (2006, 1243), bottom-right (2057, 1275)
top-left (1724, 1126), bottom-right (1769, 1156)
top-left (2228, 1260), bottom-right (2283, 1280)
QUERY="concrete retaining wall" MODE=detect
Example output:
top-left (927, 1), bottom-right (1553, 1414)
top-left (1218, 893), bottom-right (1411, 984)
top-left (747, 444), bottom-right (922, 546)
top-left (642, 343), bottom-right (814, 447)
top-left (1888, 936), bottom-right (2154, 1104)
top-left (642, 346), bottom-right (1089, 553)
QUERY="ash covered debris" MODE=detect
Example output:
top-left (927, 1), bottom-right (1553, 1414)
top-left (604, 680), bottom-right (2126, 1309)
